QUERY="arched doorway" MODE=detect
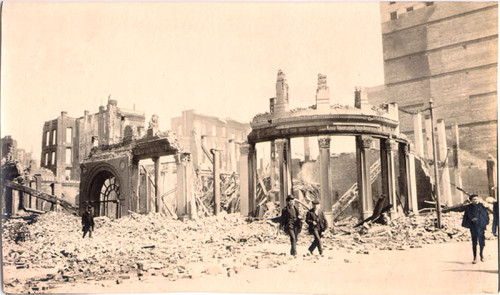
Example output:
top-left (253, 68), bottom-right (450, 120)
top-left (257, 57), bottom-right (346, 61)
top-left (89, 170), bottom-right (121, 218)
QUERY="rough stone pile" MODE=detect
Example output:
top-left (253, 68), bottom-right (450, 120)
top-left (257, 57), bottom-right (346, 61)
top-left (2, 210), bottom-right (494, 292)
top-left (323, 211), bottom-right (495, 254)
top-left (2, 211), bottom-right (288, 292)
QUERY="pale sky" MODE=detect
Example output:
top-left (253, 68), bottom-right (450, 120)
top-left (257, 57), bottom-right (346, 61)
top-left (1, 1), bottom-right (385, 161)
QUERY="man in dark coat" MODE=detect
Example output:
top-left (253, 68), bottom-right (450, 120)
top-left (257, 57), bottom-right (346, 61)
top-left (462, 194), bottom-right (489, 263)
top-left (306, 200), bottom-right (328, 255)
top-left (82, 205), bottom-right (95, 239)
top-left (280, 195), bottom-right (301, 256)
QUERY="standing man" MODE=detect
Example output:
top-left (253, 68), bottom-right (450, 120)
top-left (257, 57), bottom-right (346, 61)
top-left (82, 204), bottom-right (95, 239)
top-left (280, 195), bottom-right (301, 256)
top-left (462, 194), bottom-right (489, 263)
top-left (306, 200), bottom-right (328, 255)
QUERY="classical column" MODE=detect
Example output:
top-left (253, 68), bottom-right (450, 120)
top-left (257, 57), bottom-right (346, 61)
top-left (356, 135), bottom-right (373, 219)
top-left (153, 157), bottom-right (160, 213)
top-left (228, 139), bottom-right (236, 172)
top-left (248, 144), bottom-right (257, 216)
top-left (437, 119), bottom-right (452, 205)
top-left (211, 149), bottom-right (221, 215)
top-left (398, 143), bottom-right (409, 213)
top-left (380, 138), bottom-right (398, 215)
top-left (239, 144), bottom-right (250, 216)
top-left (286, 138), bottom-right (293, 195)
top-left (318, 136), bottom-right (333, 225)
top-left (276, 139), bottom-right (290, 209)
top-left (34, 175), bottom-right (42, 209)
top-left (201, 136), bottom-right (207, 166)
top-left (175, 153), bottom-right (192, 221)
top-left (303, 137), bottom-right (311, 162)
top-left (452, 123), bottom-right (464, 203)
top-left (413, 112), bottom-right (424, 157)
top-left (424, 115), bottom-right (433, 161)
top-left (487, 156), bottom-right (497, 199)
top-left (407, 152), bottom-right (419, 214)
top-left (270, 140), bottom-right (277, 191)
top-left (190, 130), bottom-right (201, 171)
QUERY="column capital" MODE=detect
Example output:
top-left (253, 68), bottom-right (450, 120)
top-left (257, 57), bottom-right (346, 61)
top-left (318, 136), bottom-right (331, 149)
top-left (175, 152), bottom-right (191, 165)
top-left (400, 143), bottom-right (410, 155)
top-left (240, 143), bottom-right (250, 155)
top-left (275, 138), bottom-right (288, 149)
top-left (356, 136), bottom-right (373, 149)
top-left (385, 139), bottom-right (398, 151)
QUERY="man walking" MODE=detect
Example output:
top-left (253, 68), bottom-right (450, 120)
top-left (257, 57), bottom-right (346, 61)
top-left (306, 200), bottom-right (328, 255)
top-left (82, 204), bottom-right (95, 239)
top-left (462, 194), bottom-right (489, 263)
top-left (280, 195), bottom-right (301, 256)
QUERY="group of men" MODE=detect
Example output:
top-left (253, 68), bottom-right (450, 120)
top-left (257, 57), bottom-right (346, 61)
top-left (280, 193), bottom-right (499, 264)
top-left (280, 195), bottom-right (328, 256)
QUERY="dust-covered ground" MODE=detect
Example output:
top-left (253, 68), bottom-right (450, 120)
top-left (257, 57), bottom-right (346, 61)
top-left (2, 210), bottom-right (498, 294)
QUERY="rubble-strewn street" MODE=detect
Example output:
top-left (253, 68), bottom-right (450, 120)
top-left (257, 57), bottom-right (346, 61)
top-left (2, 210), bottom-right (497, 293)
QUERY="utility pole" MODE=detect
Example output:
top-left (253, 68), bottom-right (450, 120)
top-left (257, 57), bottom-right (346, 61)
top-left (429, 98), bottom-right (442, 228)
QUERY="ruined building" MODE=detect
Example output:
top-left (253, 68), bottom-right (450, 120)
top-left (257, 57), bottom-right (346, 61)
top-left (78, 121), bottom-right (194, 219)
top-left (171, 110), bottom-right (251, 174)
top-left (40, 99), bottom-right (146, 182)
top-left (241, 71), bottom-right (418, 224)
top-left (1, 136), bottom-right (34, 170)
top-left (367, 2), bottom-right (498, 199)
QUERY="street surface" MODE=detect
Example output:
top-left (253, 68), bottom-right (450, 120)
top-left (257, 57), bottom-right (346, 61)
top-left (43, 241), bottom-right (498, 294)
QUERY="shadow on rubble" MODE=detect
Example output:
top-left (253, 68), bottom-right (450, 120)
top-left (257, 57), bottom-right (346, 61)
top-left (2, 213), bottom-right (38, 224)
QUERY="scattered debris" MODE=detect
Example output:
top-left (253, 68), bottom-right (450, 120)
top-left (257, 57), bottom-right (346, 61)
top-left (2, 209), bottom-right (493, 293)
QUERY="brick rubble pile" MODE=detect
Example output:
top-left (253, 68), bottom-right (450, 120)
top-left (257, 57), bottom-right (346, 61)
top-left (2, 210), bottom-right (494, 292)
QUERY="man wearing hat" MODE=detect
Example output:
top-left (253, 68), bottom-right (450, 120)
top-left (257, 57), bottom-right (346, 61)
top-left (462, 194), bottom-right (489, 263)
top-left (280, 195), bottom-right (302, 256)
top-left (82, 203), bottom-right (95, 239)
top-left (306, 200), bottom-right (328, 255)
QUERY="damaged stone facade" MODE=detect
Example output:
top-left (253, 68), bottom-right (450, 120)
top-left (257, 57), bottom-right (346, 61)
top-left (171, 109), bottom-right (251, 174)
top-left (41, 99), bottom-right (146, 182)
top-left (241, 71), bottom-right (418, 224)
top-left (78, 126), bottom-right (185, 218)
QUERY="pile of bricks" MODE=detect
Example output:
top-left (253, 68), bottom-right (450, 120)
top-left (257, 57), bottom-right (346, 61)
top-left (2, 209), bottom-right (493, 293)
top-left (324, 211), bottom-right (496, 254)
top-left (2, 211), bottom-right (287, 292)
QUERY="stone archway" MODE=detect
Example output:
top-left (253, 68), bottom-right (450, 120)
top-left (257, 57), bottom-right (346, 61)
top-left (89, 170), bottom-right (121, 218)
top-left (84, 163), bottom-right (123, 218)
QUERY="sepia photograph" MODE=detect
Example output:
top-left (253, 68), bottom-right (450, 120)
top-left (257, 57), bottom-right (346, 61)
top-left (1, 1), bottom-right (498, 294)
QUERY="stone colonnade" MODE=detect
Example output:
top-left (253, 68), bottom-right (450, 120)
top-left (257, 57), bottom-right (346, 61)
top-left (239, 135), bottom-right (418, 223)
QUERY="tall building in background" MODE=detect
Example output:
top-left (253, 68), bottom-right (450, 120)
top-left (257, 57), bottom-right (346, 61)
top-left (368, 2), bottom-right (497, 160)
top-left (41, 99), bottom-right (146, 181)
